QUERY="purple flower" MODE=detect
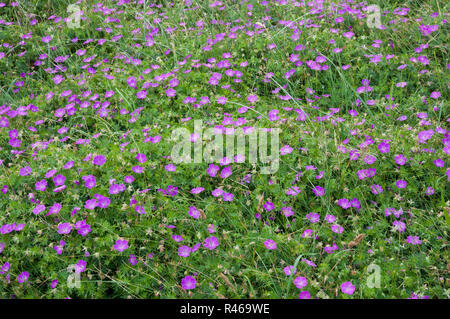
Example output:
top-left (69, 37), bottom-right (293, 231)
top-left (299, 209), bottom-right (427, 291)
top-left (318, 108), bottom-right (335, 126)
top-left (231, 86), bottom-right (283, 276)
top-left (136, 153), bottom-right (147, 163)
top-left (191, 187), bottom-right (204, 194)
top-left (430, 91), bottom-right (441, 99)
top-left (17, 271), bottom-right (29, 283)
top-left (282, 206), bottom-right (294, 217)
top-left (312, 186), bottom-right (325, 197)
top-left (84, 198), bottom-right (98, 210)
top-left (57, 223), bottom-right (72, 235)
top-left (136, 90), bottom-right (147, 99)
top-left (51, 279), bottom-right (58, 289)
top-left (113, 239), bottom-right (129, 252)
top-left (207, 164), bottom-right (219, 177)
top-left (82, 175), bottom-right (97, 189)
top-left (264, 201), bottom-right (275, 211)
top-left (425, 186), bottom-right (435, 196)
top-left (395, 154), bottom-right (407, 165)
top-left (220, 166), bottom-right (232, 179)
top-left (294, 276), bottom-right (308, 289)
top-left (331, 224), bottom-right (344, 234)
top-left (53, 174), bottom-right (66, 186)
top-left (378, 142), bottom-right (390, 154)
top-left (48, 203), bottom-right (62, 216)
top-left (19, 166), bottom-right (32, 176)
top-left (264, 239), bottom-right (277, 250)
top-left (188, 206), bottom-right (201, 219)
top-left (178, 245), bottom-right (191, 257)
top-left (222, 192), bottom-right (234, 201)
top-left (0, 262), bottom-right (10, 274)
top-left (181, 275), bottom-right (196, 290)
top-left (371, 184), bottom-right (383, 195)
top-left (124, 175), bottom-right (135, 183)
top-left (41, 35), bottom-right (52, 43)
top-left (406, 236), bottom-right (422, 245)
top-left (393, 220), bottom-right (406, 233)
top-left (203, 236), bottom-right (219, 250)
top-left (165, 164), bottom-right (176, 172)
top-left (35, 179), bottom-right (47, 192)
top-left (396, 180), bottom-right (407, 189)
top-left (341, 281), bottom-right (355, 295)
top-left (132, 166), bottom-right (144, 174)
top-left (298, 291), bottom-right (311, 299)
top-left (74, 260), bottom-right (87, 273)
top-left (283, 266), bottom-right (296, 276)
top-left (212, 188), bottom-right (224, 197)
top-left (93, 155), bottom-right (106, 166)
top-left (418, 130), bottom-right (434, 143)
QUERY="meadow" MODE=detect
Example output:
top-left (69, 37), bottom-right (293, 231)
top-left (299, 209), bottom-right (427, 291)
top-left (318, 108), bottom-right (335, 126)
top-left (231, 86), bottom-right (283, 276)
top-left (0, 0), bottom-right (448, 299)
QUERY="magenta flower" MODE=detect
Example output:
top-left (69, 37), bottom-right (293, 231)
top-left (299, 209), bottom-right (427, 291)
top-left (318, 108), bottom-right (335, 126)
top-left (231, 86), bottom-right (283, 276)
top-left (178, 245), bottom-right (191, 257)
top-left (378, 142), bottom-right (390, 154)
top-left (203, 236), bottom-right (219, 250)
top-left (341, 281), bottom-right (355, 295)
top-left (312, 186), bottom-right (325, 197)
top-left (282, 206), bottom-right (294, 217)
top-left (57, 223), bottom-right (72, 235)
top-left (298, 291), bottom-right (311, 299)
top-left (17, 271), bottom-right (29, 283)
top-left (53, 174), bottom-right (66, 186)
top-left (207, 164), bottom-right (219, 177)
top-left (19, 166), bottom-right (32, 176)
top-left (165, 164), bottom-right (176, 172)
top-left (393, 220), bottom-right (406, 233)
top-left (417, 130), bottom-right (434, 143)
top-left (132, 165), bottom-right (144, 174)
top-left (188, 206), bottom-right (201, 219)
top-left (113, 239), bottom-right (129, 252)
top-left (82, 175), bottom-right (97, 189)
top-left (430, 91), bottom-right (441, 99)
top-left (136, 153), bottom-right (147, 163)
top-left (93, 155), bottom-right (106, 166)
top-left (211, 188), bottom-right (223, 198)
top-left (41, 35), bottom-right (52, 43)
top-left (136, 90), bottom-right (147, 99)
top-left (191, 187), bottom-right (204, 194)
top-left (283, 266), bottom-right (297, 276)
top-left (280, 145), bottom-right (293, 155)
top-left (124, 175), bottom-right (134, 183)
top-left (396, 180), bottom-right (407, 189)
top-left (48, 203), bottom-right (62, 215)
top-left (394, 154), bottom-right (407, 165)
top-left (407, 236), bottom-right (422, 245)
top-left (264, 239), bottom-right (277, 250)
top-left (35, 179), bottom-right (47, 192)
top-left (51, 279), bottom-right (58, 289)
top-left (371, 184), bottom-right (383, 195)
top-left (74, 259), bottom-right (87, 273)
top-left (181, 275), bottom-right (196, 290)
top-left (247, 95), bottom-right (258, 103)
top-left (264, 201), bottom-right (275, 211)
top-left (129, 254), bottom-right (138, 266)
top-left (222, 192), bottom-right (234, 201)
top-left (294, 276), bottom-right (308, 289)
top-left (331, 224), bottom-right (344, 234)
top-left (220, 166), bottom-right (232, 178)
